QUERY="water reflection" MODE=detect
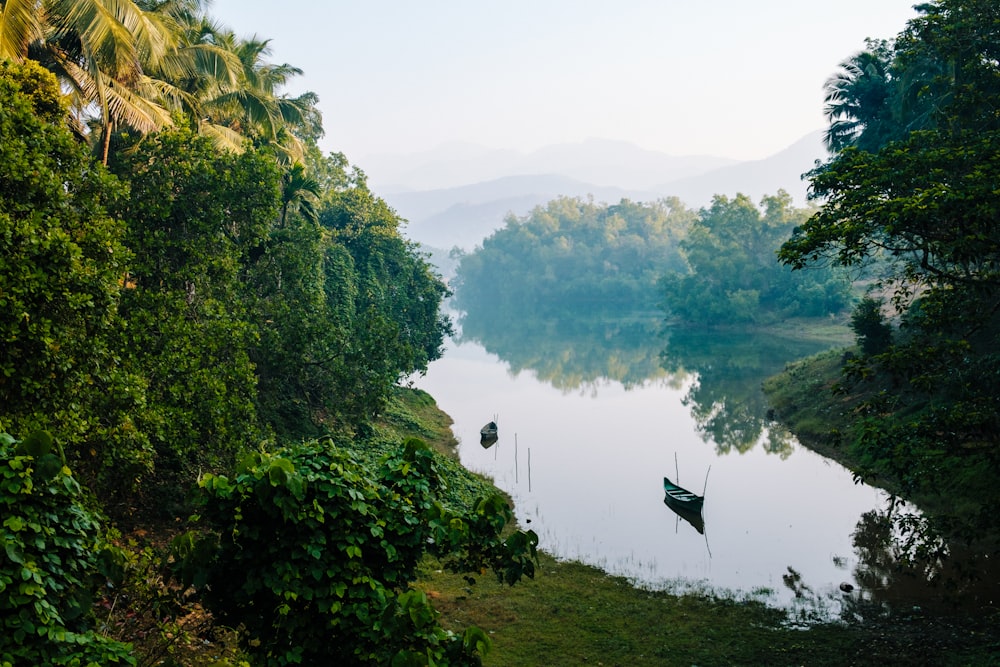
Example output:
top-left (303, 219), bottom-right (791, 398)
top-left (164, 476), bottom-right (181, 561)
top-left (458, 308), bottom-right (679, 392)
top-left (660, 329), bottom-right (831, 456)
top-left (782, 504), bottom-right (1000, 623)
top-left (423, 305), bottom-right (996, 617)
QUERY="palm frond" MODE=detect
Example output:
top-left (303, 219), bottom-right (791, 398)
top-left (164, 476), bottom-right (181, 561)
top-left (0, 0), bottom-right (45, 61)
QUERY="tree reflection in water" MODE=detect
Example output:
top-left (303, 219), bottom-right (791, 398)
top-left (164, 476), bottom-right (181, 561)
top-left (457, 308), bottom-right (680, 392)
top-left (781, 502), bottom-right (1000, 622)
top-left (459, 303), bottom-right (841, 458)
top-left (659, 329), bottom-right (836, 457)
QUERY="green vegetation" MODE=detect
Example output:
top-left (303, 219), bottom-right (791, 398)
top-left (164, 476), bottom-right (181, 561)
top-left (175, 437), bottom-right (535, 666)
top-left (778, 0), bottom-right (1000, 542)
top-left (0, 16), bottom-right (495, 664)
top-left (0, 432), bottom-right (133, 666)
top-left (452, 190), bottom-right (850, 328)
top-left (452, 196), bottom-right (695, 316)
top-left (3, 0), bottom-right (1000, 664)
top-left (416, 552), bottom-right (1000, 667)
top-left (661, 192), bottom-right (851, 326)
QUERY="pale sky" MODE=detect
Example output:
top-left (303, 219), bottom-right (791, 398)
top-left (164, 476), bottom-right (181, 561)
top-left (209, 0), bottom-right (920, 162)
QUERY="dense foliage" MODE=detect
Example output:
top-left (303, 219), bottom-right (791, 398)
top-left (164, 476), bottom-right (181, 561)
top-left (0, 431), bottom-right (133, 666)
top-left (453, 196), bottom-right (694, 316)
top-left (177, 437), bottom-right (535, 666)
top-left (660, 192), bottom-right (851, 325)
top-left (452, 191), bottom-right (849, 327)
top-left (779, 0), bottom-right (1000, 536)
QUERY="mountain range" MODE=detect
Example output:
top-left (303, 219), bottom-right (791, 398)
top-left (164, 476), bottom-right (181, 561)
top-left (359, 132), bottom-right (829, 253)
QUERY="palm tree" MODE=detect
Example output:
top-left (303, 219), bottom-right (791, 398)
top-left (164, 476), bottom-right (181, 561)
top-left (2, 1), bottom-right (320, 165)
top-left (822, 40), bottom-right (897, 153)
top-left (280, 162), bottom-right (320, 227)
top-left (4, 0), bottom-right (180, 163)
top-left (194, 30), bottom-right (321, 163)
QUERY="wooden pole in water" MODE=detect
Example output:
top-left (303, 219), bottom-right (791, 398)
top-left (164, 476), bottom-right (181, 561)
top-left (702, 465), bottom-right (711, 496)
top-left (515, 433), bottom-right (519, 484)
top-left (674, 452), bottom-right (679, 485)
top-left (528, 447), bottom-right (531, 492)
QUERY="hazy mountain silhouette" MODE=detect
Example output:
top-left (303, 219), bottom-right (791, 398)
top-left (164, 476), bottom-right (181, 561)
top-left (394, 174), bottom-right (654, 249)
top-left (364, 138), bottom-right (736, 192)
top-left (372, 132), bottom-right (828, 252)
top-left (650, 132), bottom-right (828, 206)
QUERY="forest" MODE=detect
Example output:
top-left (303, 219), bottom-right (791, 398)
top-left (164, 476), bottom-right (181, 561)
top-left (0, 2), bottom-right (535, 665)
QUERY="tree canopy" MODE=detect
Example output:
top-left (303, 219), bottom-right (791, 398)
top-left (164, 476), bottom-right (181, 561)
top-left (453, 196), bottom-right (694, 317)
top-left (0, 39), bottom-right (489, 664)
top-left (661, 192), bottom-right (850, 326)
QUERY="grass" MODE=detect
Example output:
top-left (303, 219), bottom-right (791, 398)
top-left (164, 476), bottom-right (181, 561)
top-left (415, 552), bottom-right (1000, 666)
top-left (762, 347), bottom-right (861, 466)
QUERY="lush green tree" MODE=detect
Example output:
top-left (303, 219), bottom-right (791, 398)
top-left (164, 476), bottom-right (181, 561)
top-left (108, 126), bottom-right (280, 480)
top-left (0, 60), bottom-right (153, 490)
top-left (454, 196), bottom-right (694, 317)
top-left (320, 162), bottom-right (453, 410)
top-left (661, 192), bottom-right (850, 326)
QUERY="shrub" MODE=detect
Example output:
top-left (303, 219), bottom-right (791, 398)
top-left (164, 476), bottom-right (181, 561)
top-left (850, 297), bottom-right (894, 356)
top-left (179, 437), bottom-right (536, 666)
top-left (0, 432), bottom-right (133, 666)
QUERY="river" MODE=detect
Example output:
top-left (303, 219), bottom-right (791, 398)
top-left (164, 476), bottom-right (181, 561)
top-left (414, 314), bottom-right (923, 620)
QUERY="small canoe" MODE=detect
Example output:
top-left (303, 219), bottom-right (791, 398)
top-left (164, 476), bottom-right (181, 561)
top-left (663, 476), bottom-right (703, 510)
top-left (663, 475), bottom-right (705, 533)
top-left (480, 421), bottom-right (498, 448)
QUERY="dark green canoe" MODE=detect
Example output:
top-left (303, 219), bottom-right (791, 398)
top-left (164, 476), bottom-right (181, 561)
top-left (663, 476), bottom-right (705, 534)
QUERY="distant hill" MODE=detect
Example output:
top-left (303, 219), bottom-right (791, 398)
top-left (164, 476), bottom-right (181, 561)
top-left (394, 174), bottom-right (655, 250)
top-left (650, 132), bottom-right (828, 206)
top-left (372, 132), bottom-right (829, 254)
top-left (363, 138), bottom-right (736, 192)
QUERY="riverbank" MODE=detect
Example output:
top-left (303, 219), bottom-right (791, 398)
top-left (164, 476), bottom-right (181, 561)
top-left (401, 386), bottom-right (1000, 666)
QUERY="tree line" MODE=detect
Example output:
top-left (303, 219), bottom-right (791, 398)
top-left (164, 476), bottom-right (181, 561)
top-left (452, 192), bottom-right (851, 326)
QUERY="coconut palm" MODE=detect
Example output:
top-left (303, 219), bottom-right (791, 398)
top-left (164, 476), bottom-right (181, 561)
top-left (280, 162), bottom-right (320, 227)
top-left (822, 40), bottom-right (898, 153)
top-left (195, 30), bottom-right (321, 163)
top-left (2, 0), bottom-right (319, 164)
top-left (4, 0), bottom-right (179, 163)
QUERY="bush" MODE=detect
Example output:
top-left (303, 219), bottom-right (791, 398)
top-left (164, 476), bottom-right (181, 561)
top-left (0, 432), bottom-right (133, 666)
top-left (850, 297), bottom-right (893, 356)
top-left (180, 437), bottom-right (536, 666)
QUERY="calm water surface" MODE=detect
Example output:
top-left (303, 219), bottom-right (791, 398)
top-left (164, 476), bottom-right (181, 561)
top-left (415, 319), bottom-right (901, 617)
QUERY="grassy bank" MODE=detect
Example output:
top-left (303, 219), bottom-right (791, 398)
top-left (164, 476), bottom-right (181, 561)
top-left (400, 386), bottom-right (1000, 666)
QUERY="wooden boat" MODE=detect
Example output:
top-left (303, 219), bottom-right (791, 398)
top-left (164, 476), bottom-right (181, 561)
top-left (663, 476), bottom-right (705, 534)
top-left (663, 476), bottom-right (703, 510)
top-left (480, 421), bottom-right (498, 448)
